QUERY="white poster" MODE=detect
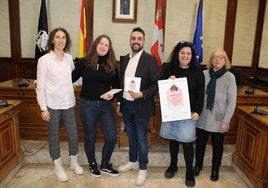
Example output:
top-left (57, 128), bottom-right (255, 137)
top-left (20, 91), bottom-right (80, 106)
top-left (158, 78), bottom-right (191, 122)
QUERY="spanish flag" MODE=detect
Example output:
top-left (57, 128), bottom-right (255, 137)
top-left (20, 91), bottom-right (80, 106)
top-left (78, 0), bottom-right (87, 57)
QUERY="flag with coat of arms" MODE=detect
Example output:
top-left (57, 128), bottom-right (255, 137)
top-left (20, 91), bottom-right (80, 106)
top-left (35, 0), bottom-right (48, 61)
top-left (151, 0), bottom-right (164, 71)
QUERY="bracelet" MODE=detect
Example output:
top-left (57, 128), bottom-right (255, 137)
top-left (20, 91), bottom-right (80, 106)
top-left (116, 102), bottom-right (120, 106)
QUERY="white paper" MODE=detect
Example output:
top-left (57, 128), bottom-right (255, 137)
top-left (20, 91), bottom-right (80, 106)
top-left (100, 89), bottom-right (122, 98)
top-left (158, 78), bottom-right (191, 122)
top-left (124, 76), bottom-right (141, 92)
top-left (73, 77), bottom-right (82, 86)
top-left (105, 89), bottom-right (122, 95)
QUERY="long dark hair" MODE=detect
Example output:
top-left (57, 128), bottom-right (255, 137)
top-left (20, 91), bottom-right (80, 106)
top-left (46, 27), bottom-right (71, 52)
top-left (84, 34), bottom-right (118, 73)
top-left (168, 41), bottom-right (197, 70)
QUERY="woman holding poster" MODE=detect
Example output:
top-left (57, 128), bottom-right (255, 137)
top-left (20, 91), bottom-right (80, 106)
top-left (159, 41), bottom-right (205, 187)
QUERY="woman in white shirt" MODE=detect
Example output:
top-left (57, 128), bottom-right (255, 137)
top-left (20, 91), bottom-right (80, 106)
top-left (36, 27), bottom-right (84, 182)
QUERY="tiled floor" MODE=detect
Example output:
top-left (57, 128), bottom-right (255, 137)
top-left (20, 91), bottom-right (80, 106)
top-left (5, 164), bottom-right (248, 188)
top-left (19, 140), bottom-right (235, 167)
top-left (2, 140), bottom-right (251, 188)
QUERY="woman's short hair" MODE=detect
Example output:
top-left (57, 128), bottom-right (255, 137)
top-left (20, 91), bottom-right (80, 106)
top-left (207, 50), bottom-right (231, 70)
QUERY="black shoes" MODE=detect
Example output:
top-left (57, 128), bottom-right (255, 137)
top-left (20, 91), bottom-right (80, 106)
top-left (89, 162), bottom-right (101, 177)
top-left (89, 163), bottom-right (119, 177)
top-left (164, 165), bottom-right (196, 186)
top-left (194, 166), bottom-right (219, 181)
top-left (164, 165), bottom-right (196, 187)
top-left (193, 166), bottom-right (202, 176)
top-left (210, 168), bottom-right (219, 181)
top-left (164, 165), bottom-right (178, 178)
top-left (185, 170), bottom-right (196, 187)
top-left (100, 164), bottom-right (119, 177)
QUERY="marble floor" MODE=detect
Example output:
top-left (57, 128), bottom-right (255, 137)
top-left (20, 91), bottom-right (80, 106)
top-left (5, 164), bottom-right (248, 188)
top-left (2, 140), bottom-right (252, 188)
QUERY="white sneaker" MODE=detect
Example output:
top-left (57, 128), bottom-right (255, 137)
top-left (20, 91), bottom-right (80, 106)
top-left (70, 154), bottom-right (84, 175)
top-left (135, 170), bottom-right (147, 186)
top-left (54, 158), bottom-right (68, 182)
top-left (118, 161), bottom-right (139, 172)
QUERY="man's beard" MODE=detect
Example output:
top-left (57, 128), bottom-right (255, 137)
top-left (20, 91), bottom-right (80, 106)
top-left (131, 44), bottom-right (143, 53)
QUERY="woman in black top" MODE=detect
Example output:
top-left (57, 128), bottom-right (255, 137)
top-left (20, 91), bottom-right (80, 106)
top-left (159, 41), bottom-right (205, 187)
top-left (72, 34), bottom-right (120, 178)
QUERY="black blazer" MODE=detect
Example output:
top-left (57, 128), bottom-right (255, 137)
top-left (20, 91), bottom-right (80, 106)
top-left (118, 51), bottom-right (161, 118)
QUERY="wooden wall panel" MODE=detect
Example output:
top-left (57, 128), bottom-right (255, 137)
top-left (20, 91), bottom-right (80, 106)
top-left (0, 102), bottom-right (22, 182)
top-left (0, 58), bottom-right (13, 82)
top-left (15, 60), bottom-right (37, 79)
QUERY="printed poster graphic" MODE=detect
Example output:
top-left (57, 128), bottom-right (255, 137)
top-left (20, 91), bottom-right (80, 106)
top-left (158, 78), bottom-right (191, 122)
top-left (124, 76), bottom-right (141, 92)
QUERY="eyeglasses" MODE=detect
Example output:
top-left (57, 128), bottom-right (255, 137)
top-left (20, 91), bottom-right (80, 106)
top-left (212, 55), bottom-right (225, 60)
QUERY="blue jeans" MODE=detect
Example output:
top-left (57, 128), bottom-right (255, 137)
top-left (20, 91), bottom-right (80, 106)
top-left (79, 98), bottom-right (117, 165)
top-left (122, 99), bottom-right (150, 170)
top-left (47, 107), bottom-right (78, 160)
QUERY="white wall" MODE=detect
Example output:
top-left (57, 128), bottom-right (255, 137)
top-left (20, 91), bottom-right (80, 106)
top-left (19, 0), bottom-right (80, 58)
top-left (232, 0), bottom-right (258, 67)
top-left (0, 0), bottom-right (11, 57)
top-left (259, 3), bottom-right (268, 68)
top-left (0, 0), bottom-right (267, 68)
top-left (93, 0), bottom-right (155, 60)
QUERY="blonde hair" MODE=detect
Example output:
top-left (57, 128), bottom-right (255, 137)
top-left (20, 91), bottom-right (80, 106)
top-left (206, 49), bottom-right (231, 70)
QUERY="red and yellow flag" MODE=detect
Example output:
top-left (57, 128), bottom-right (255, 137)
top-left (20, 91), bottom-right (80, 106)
top-left (151, 0), bottom-right (164, 71)
top-left (78, 0), bottom-right (87, 57)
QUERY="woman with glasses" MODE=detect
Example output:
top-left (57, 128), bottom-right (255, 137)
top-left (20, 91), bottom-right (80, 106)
top-left (159, 41), bottom-right (205, 187)
top-left (194, 50), bottom-right (237, 181)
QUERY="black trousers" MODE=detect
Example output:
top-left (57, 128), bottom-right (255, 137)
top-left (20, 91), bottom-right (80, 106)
top-left (195, 128), bottom-right (225, 169)
top-left (169, 139), bottom-right (194, 173)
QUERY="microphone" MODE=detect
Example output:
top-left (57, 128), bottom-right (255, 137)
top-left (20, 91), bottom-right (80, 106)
top-left (0, 97), bottom-right (9, 107)
top-left (253, 103), bottom-right (268, 115)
